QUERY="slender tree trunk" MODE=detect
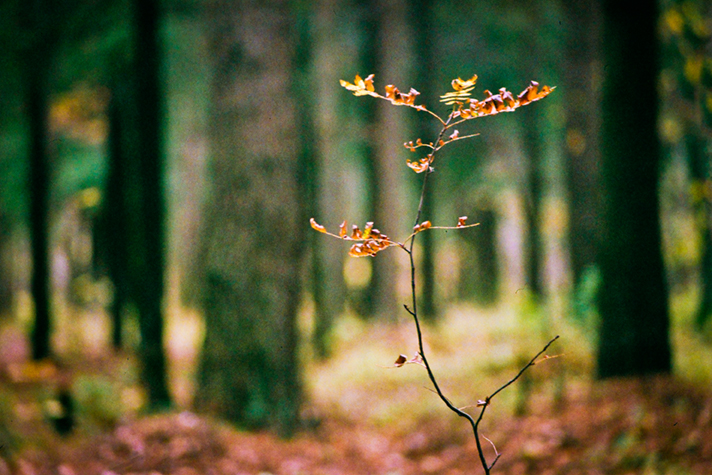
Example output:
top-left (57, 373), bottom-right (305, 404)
top-left (596, 0), bottom-right (671, 378)
top-left (26, 0), bottom-right (54, 361)
top-left (132, 0), bottom-right (171, 408)
top-left (196, 0), bottom-right (304, 436)
top-left (102, 77), bottom-right (133, 350)
top-left (521, 104), bottom-right (545, 301)
top-left (360, 0), bottom-right (409, 321)
top-left (411, 0), bottom-right (437, 321)
top-left (309, 0), bottom-right (348, 358)
top-left (562, 0), bottom-right (602, 294)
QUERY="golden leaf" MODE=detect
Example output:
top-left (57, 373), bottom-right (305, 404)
top-left (451, 75), bottom-right (478, 91)
top-left (363, 221), bottom-right (374, 239)
top-left (407, 158), bottom-right (431, 173)
top-left (414, 220), bottom-right (432, 233)
top-left (310, 218), bottom-right (327, 233)
top-left (340, 74), bottom-right (376, 96)
top-left (351, 225), bottom-right (362, 240)
top-left (339, 220), bottom-right (348, 238)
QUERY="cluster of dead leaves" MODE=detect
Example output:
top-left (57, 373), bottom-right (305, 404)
top-left (310, 217), bottom-right (475, 258)
top-left (309, 218), bottom-right (397, 257)
top-left (340, 73), bottom-right (554, 174)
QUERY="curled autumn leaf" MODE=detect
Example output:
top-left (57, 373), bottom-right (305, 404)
top-left (363, 221), bottom-right (374, 239)
top-left (391, 352), bottom-right (425, 368)
top-left (348, 237), bottom-right (392, 257)
top-left (351, 225), bottom-right (362, 240)
top-left (339, 221), bottom-right (348, 238)
top-left (407, 157), bottom-right (432, 174)
top-left (452, 75), bottom-right (478, 91)
top-left (455, 81), bottom-right (555, 119)
top-left (340, 74), bottom-right (376, 96)
top-left (310, 218), bottom-right (327, 233)
top-left (440, 75), bottom-right (478, 105)
top-left (457, 216), bottom-right (468, 227)
top-left (517, 81), bottom-right (554, 106)
top-left (385, 85), bottom-right (424, 109)
top-left (413, 221), bottom-right (432, 233)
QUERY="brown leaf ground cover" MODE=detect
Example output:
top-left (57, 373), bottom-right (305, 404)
top-left (2, 306), bottom-right (711, 474)
top-left (6, 375), bottom-right (711, 475)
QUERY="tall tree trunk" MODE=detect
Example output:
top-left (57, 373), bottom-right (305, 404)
top-left (596, 0), bottom-right (671, 378)
top-left (26, 0), bottom-right (54, 361)
top-left (521, 104), bottom-right (545, 301)
top-left (132, 0), bottom-right (171, 409)
top-left (360, 0), bottom-right (409, 321)
top-left (101, 76), bottom-right (133, 350)
top-left (310, 0), bottom-right (348, 358)
top-left (196, 1), bottom-right (304, 436)
top-left (562, 0), bottom-right (602, 296)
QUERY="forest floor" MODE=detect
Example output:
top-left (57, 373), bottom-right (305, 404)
top-left (2, 304), bottom-right (712, 475)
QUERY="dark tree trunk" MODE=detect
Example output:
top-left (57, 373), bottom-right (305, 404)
top-left (458, 205), bottom-right (499, 306)
top-left (101, 77), bottom-right (133, 350)
top-left (131, 0), bottom-right (171, 408)
top-left (196, 0), bottom-right (305, 436)
top-left (596, 0), bottom-right (671, 378)
top-left (562, 0), bottom-right (602, 293)
top-left (521, 104), bottom-right (545, 301)
top-left (26, 0), bottom-right (54, 361)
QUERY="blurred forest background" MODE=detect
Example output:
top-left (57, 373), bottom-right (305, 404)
top-left (1, 0), bottom-right (712, 473)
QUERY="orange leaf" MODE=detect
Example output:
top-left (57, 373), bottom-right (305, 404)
top-left (407, 157), bottom-right (431, 173)
top-left (351, 225), bottom-right (362, 240)
top-left (363, 221), bottom-right (374, 239)
top-left (340, 74), bottom-right (376, 96)
top-left (339, 221), bottom-right (348, 238)
top-left (348, 243), bottom-right (370, 257)
top-left (310, 218), bottom-right (327, 233)
top-left (414, 220), bottom-right (432, 233)
top-left (457, 216), bottom-right (468, 227)
top-left (451, 75), bottom-right (478, 92)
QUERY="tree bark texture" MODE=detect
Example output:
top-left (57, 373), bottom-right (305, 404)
top-left (196, 1), bottom-right (304, 436)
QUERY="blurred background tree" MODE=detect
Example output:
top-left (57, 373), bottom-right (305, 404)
top-left (597, 0), bottom-right (671, 377)
top-left (193, 0), bottom-right (305, 436)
